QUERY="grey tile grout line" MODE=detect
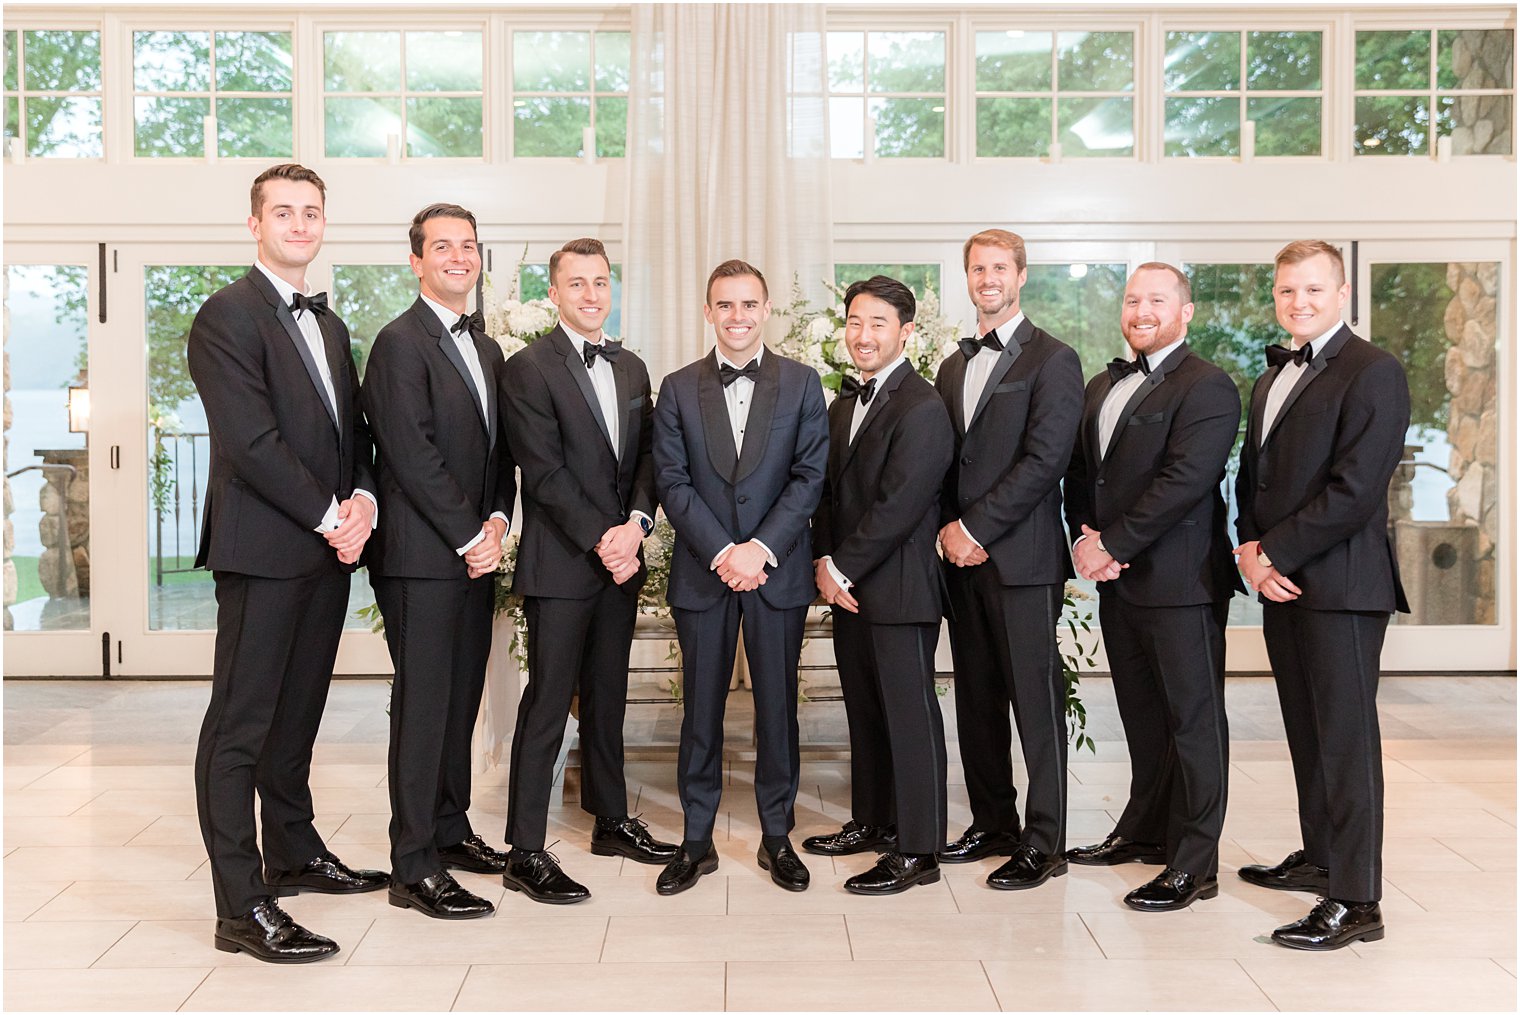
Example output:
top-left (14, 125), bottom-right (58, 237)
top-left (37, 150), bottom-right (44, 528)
top-left (1429, 835), bottom-right (1486, 872)
top-left (1075, 912), bottom-right (1108, 960)
top-left (596, 914), bottom-right (612, 962)
top-left (1487, 957), bottom-right (1517, 980)
top-left (977, 959), bottom-right (1005, 1012)
top-left (63, 788), bottom-right (109, 817)
top-left (20, 879), bottom-right (74, 921)
top-left (85, 918), bottom-right (140, 970)
top-left (449, 964), bottom-right (471, 1011)
top-left (175, 966), bottom-right (216, 1012)
top-left (1232, 956), bottom-right (1284, 1011)
top-left (842, 911), bottom-right (854, 961)
top-left (340, 917), bottom-right (378, 966)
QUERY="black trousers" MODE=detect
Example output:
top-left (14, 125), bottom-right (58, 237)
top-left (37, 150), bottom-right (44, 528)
top-left (1263, 603), bottom-right (1388, 903)
top-left (1102, 595), bottom-right (1231, 878)
top-left (505, 586), bottom-right (637, 850)
top-left (195, 569), bottom-right (347, 917)
top-left (944, 567), bottom-right (1067, 854)
top-left (673, 592), bottom-right (807, 843)
top-left (373, 573), bottom-right (493, 884)
top-left (832, 613), bottom-right (948, 855)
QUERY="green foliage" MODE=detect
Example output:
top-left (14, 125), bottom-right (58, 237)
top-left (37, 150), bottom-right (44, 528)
top-left (1356, 95), bottom-right (1428, 155)
top-left (868, 31), bottom-right (944, 93)
top-left (324, 31), bottom-right (399, 92)
top-left (977, 96), bottom-right (1049, 157)
top-left (1058, 31), bottom-right (1135, 92)
top-left (833, 263), bottom-right (941, 300)
top-left (134, 31), bottom-right (209, 91)
top-left (1250, 96), bottom-right (1322, 156)
top-left (1369, 263), bottom-right (1454, 431)
top-left (1246, 31), bottom-right (1321, 90)
top-left (975, 30), bottom-right (1052, 91)
top-left (144, 265), bottom-right (245, 410)
top-left (22, 29), bottom-right (100, 91)
top-left (872, 97), bottom-right (942, 157)
top-left (215, 31), bottom-right (292, 92)
top-left (1061, 586), bottom-right (1098, 753)
top-left (1165, 31), bottom-right (1240, 91)
top-left (407, 96), bottom-right (483, 157)
top-left (513, 95), bottom-right (588, 156)
top-left (215, 97), bottom-right (292, 158)
top-left (1021, 263), bottom-right (1128, 381)
top-left (330, 264), bottom-right (419, 375)
top-left (1165, 96), bottom-right (1238, 157)
top-left (406, 32), bottom-right (482, 91)
top-left (135, 95), bottom-right (209, 157)
top-left (1060, 96), bottom-right (1134, 157)
top-left (1357, 30), bottom-right (1430, 90)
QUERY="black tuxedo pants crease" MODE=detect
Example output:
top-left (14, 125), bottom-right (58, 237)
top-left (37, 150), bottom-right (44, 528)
top-left (944, 566), bottom-right (1067, 853)
top-left (195, 569), bottom-right (347, 917)
top-left (1263, 603), bottom-right (1388, 903)
top-left (505, 587), bottom-right (635, 850)
top-left (673, 592), bottom-right (806, 843)
top-left (374, 573), bottom-right (491, 884)
top-left (833, 612), bottom-right (949, 855)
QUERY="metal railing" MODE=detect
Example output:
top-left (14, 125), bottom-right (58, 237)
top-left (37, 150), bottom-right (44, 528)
top-left (151, 430), bottom-right (210, 586)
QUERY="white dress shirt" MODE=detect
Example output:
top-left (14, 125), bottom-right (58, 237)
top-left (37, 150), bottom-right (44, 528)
top-left (1098, 336), bottom-right (1185, 457)
top-left (709, 345), bottom-right (776, 572)
top-left (956, 313), bottom-right (1023, 551)
top-left (1261, 323), bottom-right (1341, 447)
top-left (563, 322), bottom-right (651, 537)
top-left (253, 260), bottom-right (376, 533)
top-left (824, 356), bottom-right (911, 590)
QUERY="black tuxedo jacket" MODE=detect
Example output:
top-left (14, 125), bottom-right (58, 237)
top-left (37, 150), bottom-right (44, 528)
top-left (187, 267), bottom-right (374, 579)
top-left (1235, 324), bottom-right (1411, 613)
top-left (653, 349), bottom-right (829, 612)
top-left (814, 364), bottom-right (954, 625)
top-left (936, 316), bottom-right (1083, 586)
top-left (362, 298), bottom-right (514, 579)
top-left (1064, 343), bottom-right (1244, 608)
top-left (502, 325), bottom-right (656, 599)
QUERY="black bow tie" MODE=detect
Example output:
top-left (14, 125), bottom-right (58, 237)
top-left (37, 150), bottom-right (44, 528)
top-left (1106, 353), bottom-right (1151, 382)
top-left (451, 310), bottom-right (485, 335)
top-left (719, 360), bottom-right (761, 387)
top-left (288, 291), bottom-right (329, 316)
top-left (840, 375), bottom-right (878, 404)
top-left (958, 331), bottom-right (1004, 360)
top-left (1266, 343), bottom-right (1314, 369)
top-left (583, 340), bottom-right (622, 369)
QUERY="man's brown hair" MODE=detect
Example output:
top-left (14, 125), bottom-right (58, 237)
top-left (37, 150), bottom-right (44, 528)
top-left (549, 237), bottom-right (611, 286)
top-left (408, 203), bottom-right (478, 257)
top-left (249, 163), bottom-right (326, 218)
top-left (963, 228), bottom-right (1027, 272)
top-left (705, 259), bottom-right (769, 304)
top-left (1275, 240), bottom-right (1346, 286)
top-left (1131, 261), bottom-right (1193, 304)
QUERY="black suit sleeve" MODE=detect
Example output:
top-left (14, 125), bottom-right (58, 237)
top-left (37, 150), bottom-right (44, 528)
top-left (653, 381), bottom-right (735, 565)
top-left (1063, 378), bottom-right (1100, 545)
top-left (629, 368), bottom-right (657, 520)
top-left (811, 404), bottom-right (845, 561)
top-left (186, 300), bottom-right (334, 530)
top-left (1102, 371), bottom-right (1241, 563)
top-left (339, 323), bottom-right (377, 498)
top-left (1234, 374), bottom-right (1271, 544)
top-left (752, 373), bottom-right (829, 555)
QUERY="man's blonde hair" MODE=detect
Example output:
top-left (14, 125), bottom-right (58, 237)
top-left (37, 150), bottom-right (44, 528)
top-left (1275, 240), bottom-right (1345, 287)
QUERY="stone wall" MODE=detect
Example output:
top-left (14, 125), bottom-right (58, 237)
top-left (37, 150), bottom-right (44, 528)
top-left (1443, 261), bottom-right (1498, 624)
top-left (1448, 30), bottom-right (1515, 156)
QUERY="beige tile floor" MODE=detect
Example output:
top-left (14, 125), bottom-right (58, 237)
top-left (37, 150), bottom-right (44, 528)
top-left (3, 676), bottom-right (1516, 1012)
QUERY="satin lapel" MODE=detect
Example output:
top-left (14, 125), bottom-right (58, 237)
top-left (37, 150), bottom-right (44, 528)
top-left (827, 395), bottom-right (853, 484)
top-left (968, 317), bottom-right (1031, 430)
top-left (1099, 345), bottom-right (1189, 467)
top-left (471, 332), bottom-right (498, 449)
top-left (250, 267), bottom-right (340, 434)
top-left (612, 350), bottom-right (634, 467)
top-left (1083, 374), bottom-right (1113, 472)
top-left (840, 363), bottom-right (905, 473)
top-left (942, 352), bottom-right (968, 435)
top-left (554, 328), bottom-right (614, 455)
top-left (698, 353), bottom-right (739, 482)
top-left (317, 309), bottom-right (348, 443)
top-left (734, 351), bottom-right (780, 484)
top-left (1263, 325), bottom-right (1351, 448)
top-left (1249, 367), bottom-right (1276, 449)
top-left (428, 304), bottom-right (490, 439)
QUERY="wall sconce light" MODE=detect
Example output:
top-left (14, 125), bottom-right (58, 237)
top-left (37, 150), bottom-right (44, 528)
top-left (68, 386), bottom-right (90, 433)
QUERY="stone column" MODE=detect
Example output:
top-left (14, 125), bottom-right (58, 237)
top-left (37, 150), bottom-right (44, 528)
top-left (1442, 261), bottom-right (1498, 624)
top-left (3, 270), bottom-right (14, 631)
top-left (1448, 30), bottom-right (1515, 155)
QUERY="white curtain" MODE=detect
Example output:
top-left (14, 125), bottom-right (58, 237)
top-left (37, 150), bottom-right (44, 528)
top-left (623, 3), bottom-right (833, 384)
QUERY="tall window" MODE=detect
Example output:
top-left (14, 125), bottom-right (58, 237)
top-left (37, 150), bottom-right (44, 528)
top-left (974, 30), bottom-right (1135, 158)
top-left (828, 30), bottom-right (946, 158)
top-left (1355, 29), bottom-right (1514, 156)
top-left (511, 31), bottom-right (629, 157)
top-left (132, 31), bottom-right (293, 158)
top-left (834, 263), bottom-right (942, 300)
top-left (323, 30), bottom-right (484, 158)
top-left (1163, 30), bottom-right (1323, 157)
top-left (4, 29), bottom-right (102, 157)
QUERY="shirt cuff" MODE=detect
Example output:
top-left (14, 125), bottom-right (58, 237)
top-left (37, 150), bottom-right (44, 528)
top-left (823, 555), bottom-right (852, 590)
top-left (629, 510), bottom-right (653, 535)
top-left (710, 542), bottom-right (736, 571)
top-left (353, 488), bottom-right (379, 529)
top-left (751, 539), bottom-right (778, 568)
top-left (958, 519), bottom-right (983, 549)
top-left (489, 510), bottom-right (509, 527)
top-left (456, 528), bottom-right (487, 556)
top-left (315, 496), bottom-right (341, 534)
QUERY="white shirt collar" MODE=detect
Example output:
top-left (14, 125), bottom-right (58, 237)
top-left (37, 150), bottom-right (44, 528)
top-left (254, 259), bottom-right (312, 303)
top-left (1293, 322), bottom-right (1343, 354)
top-left (420, 292), bottom-right (470, 337)
top-left (562, 321), bottom-right (606, 349)
top-left (715, 344), bottom-right (765, 371)
top-left (864, 353), bottom-right (909, 387)
top-left (984, 311), bottom-right (1026, 344)
top-left (1140, 335), bottom-right (1187, 373)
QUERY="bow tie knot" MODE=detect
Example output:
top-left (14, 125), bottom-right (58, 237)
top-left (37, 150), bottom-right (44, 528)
top-left (288, 291), bottom-right (329, 317)
top-left (958, 331), bottom-right (1004, 360)
top-left (451, 310), bottom-right (485, 335)
top-left (583, 339), bottom-right (622, 369)
top-left (1265, 343), bottom-right (1314, 369)
top-left (1106, 352), bottom-right (1152, 382)
top-left (839, 374), bottom-right (878, 404)
top-left (719, 360), bottom-right (761, 387)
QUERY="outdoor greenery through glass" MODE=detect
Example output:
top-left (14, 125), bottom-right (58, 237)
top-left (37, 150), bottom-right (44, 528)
top-left (323, 30), bottom-right (485, 158)
top-left (511, 31), bottom-right (630, 157)
top-left (974, 30), bottom-right (1134, 158)
top-left (833, 263), bottom-right (942, 302)
top-left (827, 31), bottom-right (945, 158)
top-left (1354, 29), bottom-right (1514, 156)
top-left (1163, 30), bottom-right (1322, 157)
top-left (5, 29), bottom-right (103, 157)
top-left (132, 30), bottom-right (293, 158)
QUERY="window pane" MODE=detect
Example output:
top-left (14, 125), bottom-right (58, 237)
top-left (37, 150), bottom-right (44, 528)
top-left (324, 32), bottom-right (400, 92)
top-left (407, 31), bottom-right (482, 92)
top-left (827, 32), bottom-right (864, 91)
top-left (870, 96), bottom-right (943, 157)
top-left (406, 95), bottom-right (482, 157)
top-left (1355, 94), bottom-right (1429, 155)
top-left (1438, 29), bottom-right (1514, 90)
top-left (26, 95), bottom-right (101, 157)
top-left (1164, 31), bottom-right (1239, 91)
top-left (1246, 31), bottom-right (1320, 90)
top-left (1165, 96), bottom-right (1238, 156)
top-left (1249, 95), bottom-right (1320, 156)
top-left (1439, 94), bottom-right (1513, 155)
top-left (868, 32), bottom-right (944, 93)
top-left (215, 32), bottom-right (293, 92)
top-left (134, 31), bottom-right (210, 93)
top-left (325, 95), bottom-right (401, 157)
top-left (5, 96), bottom-right (17, 142)
top-left (975, 96), bottom-right (1049, 157)
top-left (331, 264), bottom-right (420, 377)
top-left (834, 263), bottom-right (942, 300)
top-left (1356, 30), bottom-right (1430, 90)
top-left (595, 31), bottom-right (631, 92)
top-left (1021, 263), bottom-right (1129, 381)
top-left (829, 95), bottom-right (864, 158)
top-left (513, 31), bottom-right (590, 91)
top-left (23, 30), bottom-right (101, 92)
top-left (519, 264), bottom-right (550, 301)
top-left (595, 95), bottom-right (627, 157)
top-left (134, 95), bottom-right (209, 157)
top-left (1058, 31), bottom-right (1133, 92)
top-left (974, 30), bottom-right (1052, 92)
top-left (513, 95), bottom-right (588, 156)
top-left (216, 97), bottom-right (292, 157)
top-left (5, 30), bottom-right (18, 91)
top-left (1060, 96), bottom-right (1133, 157)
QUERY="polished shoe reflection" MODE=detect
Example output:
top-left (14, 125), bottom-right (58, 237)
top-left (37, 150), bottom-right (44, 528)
top-left (843, 851), bottom-right (940, 895)
top-left (802, 820), bottom-right (897, 856)
top-left (438, 833), bottom-right (509, 874)
top-left (389, 870), bottom-right (495, 920)
top-left (986, 843), bottom-right (1068, 890)
top-left (937, 825), bottom-right (1021, 864)
top-left (757, 840), bottom-right (810, 892)
top-left (500, 847), bottom-right (590, 904)
top-left (1123, 867), bottom-right (1219, 912)
top-left (1272, 898), bottom-right (1385, 950)
top-left (1066, 832), bottom-right (1167, 867)
top-left (590, 815), bottom-right (679, 864)
top-left (212, 898), bottom-right (340, 964)
top-left (656, 844), bottom-right (720, 896)
top-left (265, 850), bottom-right (389, 895)
top-left (1237, 849), bottom-right (1331, 893)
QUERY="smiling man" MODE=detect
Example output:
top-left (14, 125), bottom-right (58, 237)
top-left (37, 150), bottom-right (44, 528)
top-left (651, 259), bottom-right (828, 895)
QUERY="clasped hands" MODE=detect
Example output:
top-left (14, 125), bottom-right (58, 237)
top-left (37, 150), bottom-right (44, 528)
top-left (1232, 539), bottom-right (1301, 602)
top-left (938, 520), bottom-right (988, 567)
top-left (813, 558), bottom-right (858, 614)
top-left (1072, 524), bottom-right (1127, 582)
top-left (715, 540), bottom-right (769, 592)
top-left (324, 495), bottom-right (375, 565)
top-left (597, 519), bottom-right (646, 585)
top-left (464, 517), bottom-right (508, 579)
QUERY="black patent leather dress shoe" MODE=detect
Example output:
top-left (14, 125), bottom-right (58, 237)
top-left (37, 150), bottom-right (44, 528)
top-left (265, 851), bottom-right (388, 895)
top-left (500, 848), bottom-right (591, 904)
top-left (844, 852), bottom-right (941, 895)
top-left (1066, 832), bottom-right (1167, 867)
top-left (802, 821), bottom-right (897, 856)
top-left (757, 840), bottom-right (811, 892)
top-left (1272, 898), bottom-right (1384, 950)
top-left (389, 870), bottom-right (495, 919)
top-left (937, 826), bottom-right (1021, 864)
top-left (591, 816), bottom-right (679, 865)
top-left (1237, 849), bottom-right (1331, 893)
top-left (214, 899), bottom-right (339, 964)
top-left (656, 845), bottom-right (720, 896)
top-left (1124, 867), bottom-right (1219, 911)
top-left (986, 843), bottom-right (1068, 890)
top-left (439, 833), bottom-right (509, 874)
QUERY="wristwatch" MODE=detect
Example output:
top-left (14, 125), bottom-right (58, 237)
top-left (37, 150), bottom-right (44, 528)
top-left (1257, 548), bottom-right (1273, 568)
top-left (636, 515), bottom-right (654, 537)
